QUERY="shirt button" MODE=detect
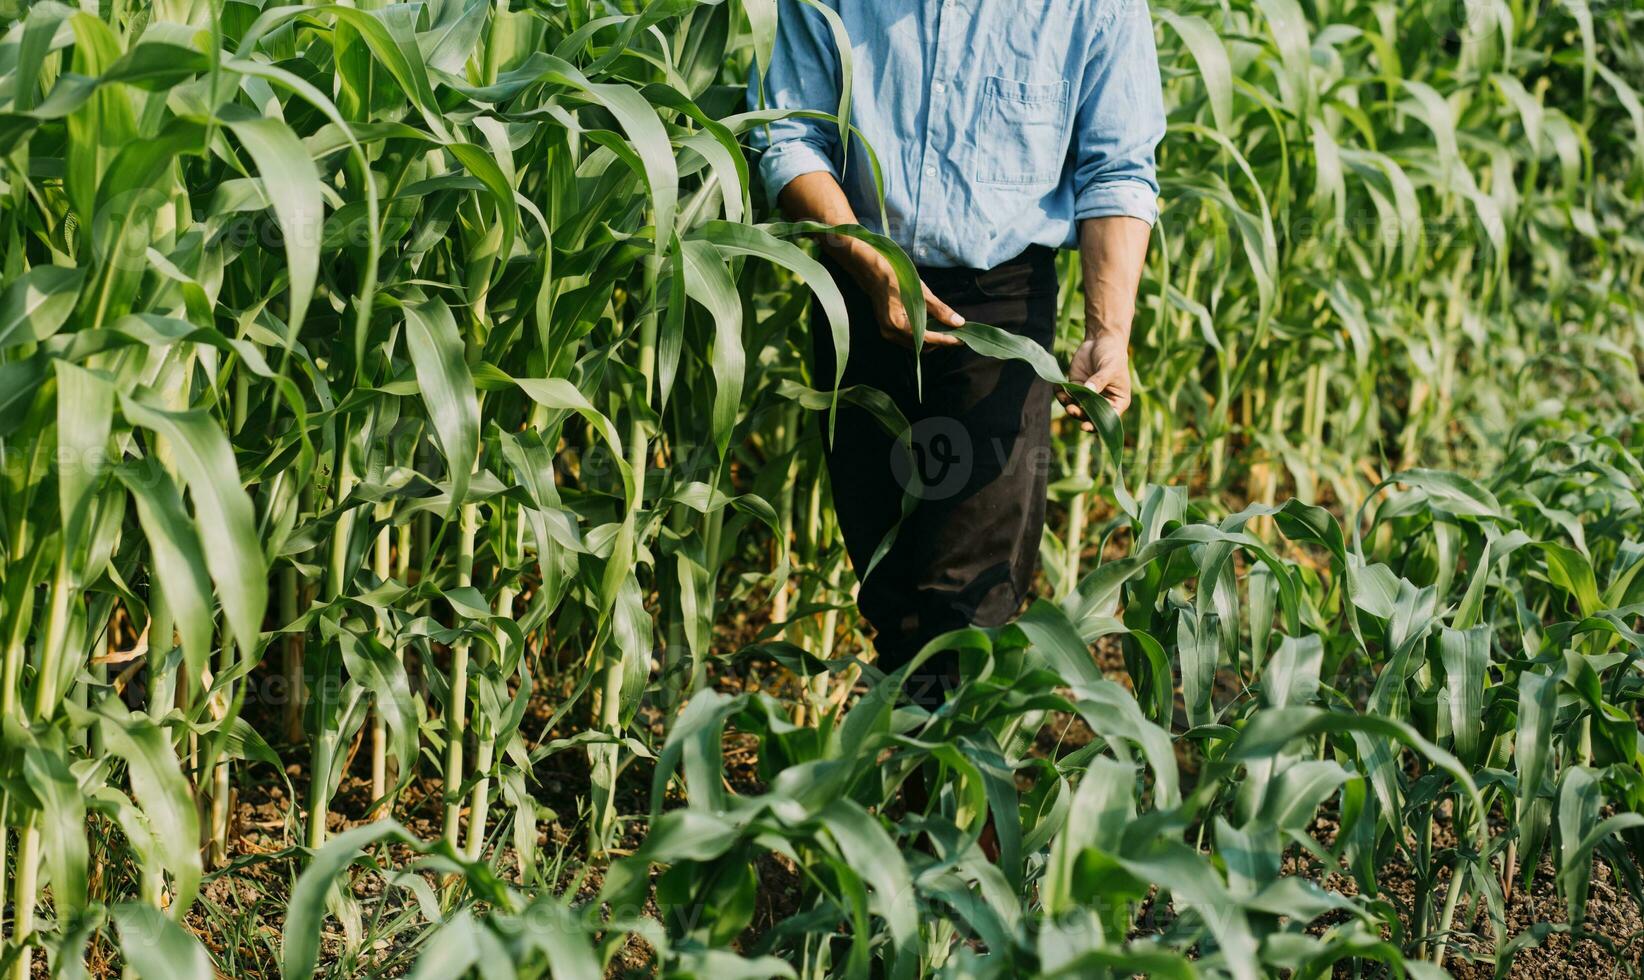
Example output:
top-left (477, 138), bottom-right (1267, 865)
top-left (924, 165), bottom-right (936, 177)
top-left (934, 81), bottom-right (946, 93)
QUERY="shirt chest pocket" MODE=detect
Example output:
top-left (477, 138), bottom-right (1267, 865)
top-left (973, 75), bottom-right (1071, 188)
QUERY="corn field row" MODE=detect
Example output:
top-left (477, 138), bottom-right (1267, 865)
top-left (0, 0), bottom-right (1641, 976)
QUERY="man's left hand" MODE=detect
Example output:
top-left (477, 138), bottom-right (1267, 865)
top-left (1060, 329), bottom-right (1131, 429)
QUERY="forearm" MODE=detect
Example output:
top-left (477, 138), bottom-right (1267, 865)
top-left (1078, 215), bottom-right (1152, 340)
top-left (777, 172), bottom-right (882, 278)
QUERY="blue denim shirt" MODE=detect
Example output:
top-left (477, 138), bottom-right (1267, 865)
top-left (747, 0), bottom-right (1166, 270)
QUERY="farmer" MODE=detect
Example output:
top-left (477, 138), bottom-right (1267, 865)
top-left (750, 1), bottom-right (1164, 709)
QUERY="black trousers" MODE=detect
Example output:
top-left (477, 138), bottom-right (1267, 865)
top-left (810, 245), bottom-right (1059, 708)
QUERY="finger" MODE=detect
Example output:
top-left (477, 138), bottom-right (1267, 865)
top-left (919, 327), bottom-right (964, 347)
top-left (1057, 390), bottom-right (1086, 420)
top-left (881, 320), bottom-right (962, 350)
top-left (1087, 374), bottom-right (1129, 413)
top-left (1066, 376), bottom-right (1112, 421)
top-left (1086, 376), bottom-right (1131, 417)
top-left (900, 314), bottom-right (962, 347)
top-left (922, 287), bottom-right (966, 328)
top-left (1059, 384), bottom-right (1095, 413)
top-left (885, 323), bottom-right (962, 348)
top-left (1083, 376), bottom-right (1118, 407)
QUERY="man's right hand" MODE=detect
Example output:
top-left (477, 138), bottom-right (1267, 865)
top-left (849, 252), bottom-right (965, 350)
top-left (776, 173), bottom-right (966, 350)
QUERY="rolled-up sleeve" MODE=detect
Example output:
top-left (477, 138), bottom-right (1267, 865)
top-left (746, 0), bottom-right (845, 208)
top-left (1070, 0), bottom-right (1166, 225)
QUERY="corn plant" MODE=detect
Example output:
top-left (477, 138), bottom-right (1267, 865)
top-left (1129, 0), bottom-right (1644, 507)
